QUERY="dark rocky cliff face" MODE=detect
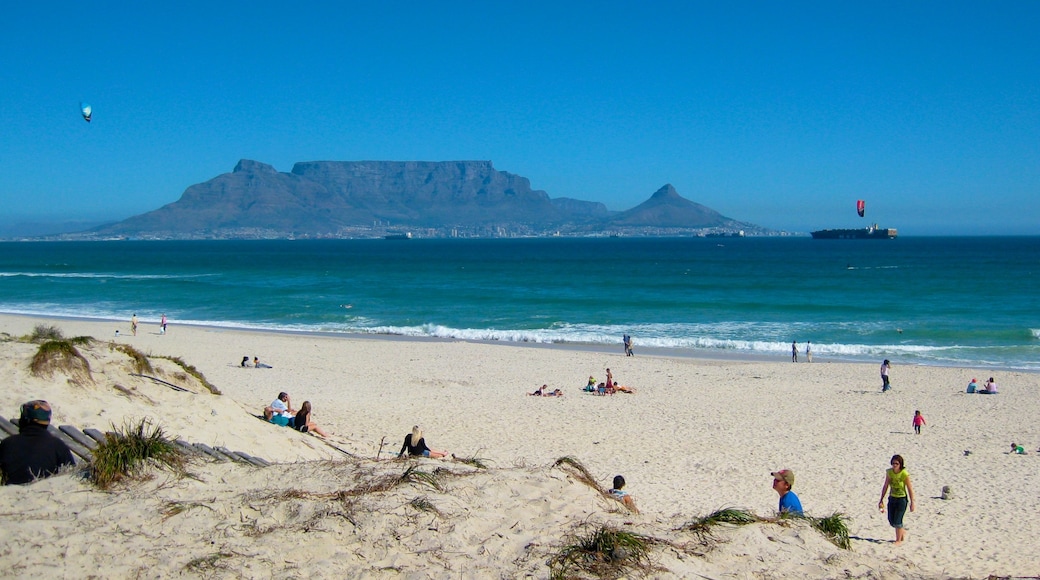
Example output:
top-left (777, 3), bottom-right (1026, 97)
top-left (93, 161), bottom-right (761, 237)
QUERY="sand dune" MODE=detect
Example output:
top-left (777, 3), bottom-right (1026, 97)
top-left (1, 313), bottom-right (1038, 578)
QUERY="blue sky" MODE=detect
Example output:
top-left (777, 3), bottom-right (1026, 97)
top-left (2, 1), bottom-right (1038, 235)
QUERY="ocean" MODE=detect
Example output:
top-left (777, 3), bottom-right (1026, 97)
top-left (1, 237), bottom-right (1038, 370)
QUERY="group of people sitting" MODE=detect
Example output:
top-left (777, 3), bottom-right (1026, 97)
top-left (966, 377), bottom-right (999, 394)
top-left (583, 369), bottom-right (636, 395)
top-left (263, 392), bottom-right (328, 437)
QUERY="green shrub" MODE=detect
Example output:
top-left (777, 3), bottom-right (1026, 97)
top-left (549, 525), bottom-right (655, 579)
top-left (90, 418), bottom-right (186, 489)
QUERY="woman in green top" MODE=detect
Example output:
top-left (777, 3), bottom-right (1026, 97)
top-left (878, 454), bottom-right (915, 544)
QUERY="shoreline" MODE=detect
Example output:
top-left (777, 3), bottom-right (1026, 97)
top-left (4, 310), bottom-right (1032, 373)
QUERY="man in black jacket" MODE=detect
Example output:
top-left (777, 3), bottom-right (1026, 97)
top-left (0, 400), bottom-right (75, 485)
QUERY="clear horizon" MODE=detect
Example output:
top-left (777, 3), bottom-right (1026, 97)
top-left (2, 2), bottom-right (1038, 236)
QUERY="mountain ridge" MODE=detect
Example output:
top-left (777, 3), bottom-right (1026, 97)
top-left (87, 160), bottom-right (766, 238)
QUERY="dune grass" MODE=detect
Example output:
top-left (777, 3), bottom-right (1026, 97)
top-left (113, 343), bottom-right (154, 374)
top-left (154, 355), bottom-right (221, 395)
top-left (28, 324), bottom-right (64, 343)
top-left (553, 456), bottom-right (608, 495)
top-left (807, 512), bottom-right (851, 550)
top-left (90, 418), bottom-right (186, 489)
top-left (549, 524), bottom-right (657, 579)
top-left (30, 339), bottom-right (93, 383)
top-left (682, 507), bottom-right (759, 542)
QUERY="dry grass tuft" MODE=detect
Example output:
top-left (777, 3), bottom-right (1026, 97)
top-left (553, 456), bottom-right (608, 496)
top-left (28, 324), bottom-right (64, 343)
top-left (113, 343), bottom-right (154, 374)
top-left (30, 339), bottom-right (93, 383)
top-left (154, 355), bottom-right (221, 395)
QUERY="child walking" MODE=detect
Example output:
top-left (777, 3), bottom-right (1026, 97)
top-left (912, 410), bottom-right (926, 435)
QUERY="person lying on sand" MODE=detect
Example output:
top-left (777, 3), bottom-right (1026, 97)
top-left (543, 388), bottom-right (564, 397)
top-left (612, 382), bottom-right (636, 394)
top-left (398, 426), bottom-right (449, 459)
top-left (529, 385), bottom-right (547, 396)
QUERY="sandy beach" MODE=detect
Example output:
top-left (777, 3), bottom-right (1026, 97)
top-left (1, 312), bottom-right (1038, 578)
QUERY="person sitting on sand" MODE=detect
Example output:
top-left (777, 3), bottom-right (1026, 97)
top-left (1011, 442), bottom-right (1025, 455)
top-left (980, 377), bottom-right (998, 394)
top-left (0, 400), bottom-right (75, 485)
top-left (398, 426), bottom-right (449, 459)
top-left (529, 385), bottom-right (547, 396)
top-left (771, 469), bottom-right (803, 516)
top-left (966, 378), bottom-right (977, 393)
top-left (608, 475), bottom-right (639, 513)
top-left (264, 392), bottom-right (296, 426)
top-left (585, 376), bottom-right (597, 392)
top-left (293, 401), bottom-right (328, 437)
top-left (241, 356), bottom-right (250, 367)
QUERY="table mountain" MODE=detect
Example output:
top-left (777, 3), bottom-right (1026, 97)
top-left (91, 160), bottom-right (763, 238)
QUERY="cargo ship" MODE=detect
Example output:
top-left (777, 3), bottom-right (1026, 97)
top-left (810, 224), bottom-right (897, 240)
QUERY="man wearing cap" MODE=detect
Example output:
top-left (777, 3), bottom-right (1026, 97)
top-left (0, 400), bottom-right (76, 485)
top-left (771, 469), bottom-right (803, 516)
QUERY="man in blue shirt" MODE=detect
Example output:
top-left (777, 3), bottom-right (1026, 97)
top-left (771, 469), bottom-right (803, 516)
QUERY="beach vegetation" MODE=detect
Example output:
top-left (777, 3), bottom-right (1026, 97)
top-left (90, 418), bottom-right (186, 489)
top-left (113, 343), bottom-right (154, 374)
top-left (184, 552), bottom-right (233, 574)
top-left (682, 507), bottom-right (758, 542)
top-left (154, 355), bottom-right (221, 395)
top-left (30, 339), bottom-right (93, 383)
top-left (28, 324), bottom-right (64, 342)
top-left (161, 500), bottom-right (213, 521)
top-left (553, 456), bottom-right (608, 495)
top-left (808, 512), bottom-right (851, 550)
top-left (398, 464), bottom-right (442, 491)
top-left (549, 524), bottom-right (658, 579)
top-left (409, 495), bottom-right (441, 515)
top-left (452, 452), bottom-right (490, 469)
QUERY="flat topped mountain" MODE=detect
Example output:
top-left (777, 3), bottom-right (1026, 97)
top-left (91, 160), bottom-right (763, 238)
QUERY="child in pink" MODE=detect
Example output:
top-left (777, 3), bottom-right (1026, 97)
top-left (912, 410), bottom-right (926, 435)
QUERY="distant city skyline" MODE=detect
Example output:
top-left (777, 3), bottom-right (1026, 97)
top-left (2, 2), bottom-right (1038, 236)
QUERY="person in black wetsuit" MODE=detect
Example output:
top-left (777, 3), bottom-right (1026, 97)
top-left (1, 400), bottom-right (75, 485)
top-left (397, 425), bottom-right (449, 459)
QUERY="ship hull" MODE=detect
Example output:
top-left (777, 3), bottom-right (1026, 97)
top-left (810, 228), bottom-right (897, 240)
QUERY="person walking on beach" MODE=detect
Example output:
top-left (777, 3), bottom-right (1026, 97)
top-left (130, 314), bottom-right (138, 336)
top-left (623, 334), bottom-right (634, 356)
top-left (912, 410), bottom-right (926, 435)
top-left (881, 360), bottom-right (891, 392)
top-left (770, 469), bottom-right (803, 516)
top-left (160, 313), bottom-right (167, 335)
top-left (806, 341), bottom-right (812, 363)
top-left (878, 454), bottom-right (915, 545)
top-left (791, 341), bottom-right (798, 362)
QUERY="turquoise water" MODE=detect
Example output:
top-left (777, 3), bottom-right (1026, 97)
top-left (1, 237), bottom-right (1038, 370)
